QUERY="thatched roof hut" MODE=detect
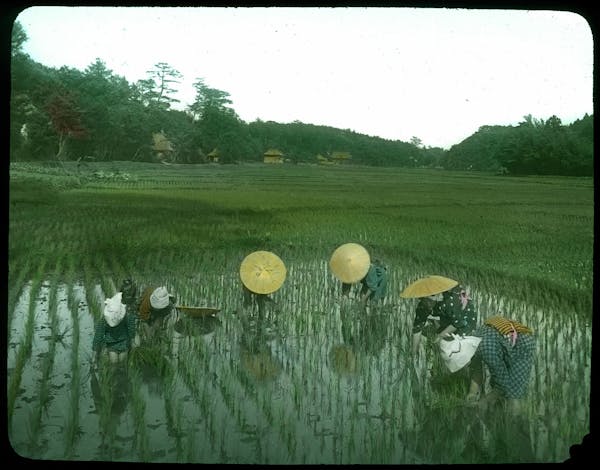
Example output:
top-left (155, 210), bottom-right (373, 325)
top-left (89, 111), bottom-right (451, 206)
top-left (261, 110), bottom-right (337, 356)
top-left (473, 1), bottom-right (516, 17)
top-left (264, 148), bottom-right (284, 164)
top-left (152, 132), bottom-right (174, 153)
top-left (207, 148), bottom-right (220, 162)
top-left (330, 151), bottom-right (351, 163)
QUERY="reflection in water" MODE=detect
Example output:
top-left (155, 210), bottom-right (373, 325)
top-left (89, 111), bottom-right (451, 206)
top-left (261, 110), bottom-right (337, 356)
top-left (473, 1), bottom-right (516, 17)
top-left (412, 387), bottom-right (536, 463)
top-left (330, 303), bottom-right (391, 375)
top-left (90, 361), bottom-right (129, 418)
top-left (7, 278), bottom-right (590, 463)
top-left (329, 344), bottom-right (357, 375)
top-left (171, 313), bottom-right (222, 358)
top-left (174, 315), bottom-right (221, 337)
top-left (90, 361), bottom-right (131, 459)
top-left (127, 345), bottom-right (175, 398)
top-left (239, 304), bottom-right (281, 382)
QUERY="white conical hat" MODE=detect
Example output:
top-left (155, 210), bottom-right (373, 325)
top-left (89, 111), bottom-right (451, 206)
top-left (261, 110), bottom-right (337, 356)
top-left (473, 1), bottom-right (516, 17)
top-left (104, 292), bottom-right (126, 327)
top-left (329, 243), bottom-right (370, 283)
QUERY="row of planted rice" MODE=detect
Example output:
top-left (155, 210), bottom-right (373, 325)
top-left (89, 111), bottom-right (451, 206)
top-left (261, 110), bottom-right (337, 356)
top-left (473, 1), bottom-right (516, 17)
top-left (7, 253), bottom-right (590, 463)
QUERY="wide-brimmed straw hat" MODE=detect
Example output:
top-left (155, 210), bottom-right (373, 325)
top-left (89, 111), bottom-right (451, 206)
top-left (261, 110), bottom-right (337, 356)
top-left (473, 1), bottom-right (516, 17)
top-left (240, 251), bottom-right (287, 294)
top-left (150, 286), bottom-right (171, 309)
top-left (104, 292), bottom-right (126, 327)
top-left (400, 275), bottom-right (459, 298)
top-left (329, 243), bottom-right (371, 283)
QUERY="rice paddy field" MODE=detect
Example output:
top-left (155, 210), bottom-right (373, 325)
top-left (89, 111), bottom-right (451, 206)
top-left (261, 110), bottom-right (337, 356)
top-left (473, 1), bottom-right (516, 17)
top-left (7, 161), bottom-right (593, 463)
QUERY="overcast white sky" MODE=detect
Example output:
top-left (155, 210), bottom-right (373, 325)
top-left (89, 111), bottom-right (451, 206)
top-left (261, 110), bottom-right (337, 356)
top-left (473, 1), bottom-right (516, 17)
top-left (14, 6), bottom-right (593, 149)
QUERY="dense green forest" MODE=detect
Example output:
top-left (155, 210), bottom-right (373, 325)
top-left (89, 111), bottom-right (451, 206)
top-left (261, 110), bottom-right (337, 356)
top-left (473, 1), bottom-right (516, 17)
top-left (10, 21), bottom-right (593, 175)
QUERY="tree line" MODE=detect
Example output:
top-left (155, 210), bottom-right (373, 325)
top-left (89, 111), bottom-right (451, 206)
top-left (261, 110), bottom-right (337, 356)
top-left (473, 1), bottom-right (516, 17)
top-left (10, 21), bottom-right (593, 175)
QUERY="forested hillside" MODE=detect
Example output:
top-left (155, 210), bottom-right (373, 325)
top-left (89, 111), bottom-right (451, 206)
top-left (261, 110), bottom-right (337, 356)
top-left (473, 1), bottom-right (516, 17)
top-left (441, 114), bottom-right (593, 175)
top-left (10, 21), bottom-right (593, 175)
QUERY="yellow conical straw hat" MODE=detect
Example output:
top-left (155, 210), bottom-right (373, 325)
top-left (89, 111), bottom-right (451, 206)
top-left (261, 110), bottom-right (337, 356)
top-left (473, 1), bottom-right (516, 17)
top-left (240, 251), bottom-right (287, 294)
top-left (329, 243), bottom-right (371, 283)
top-left (400, 275), bottom-right (459, 298)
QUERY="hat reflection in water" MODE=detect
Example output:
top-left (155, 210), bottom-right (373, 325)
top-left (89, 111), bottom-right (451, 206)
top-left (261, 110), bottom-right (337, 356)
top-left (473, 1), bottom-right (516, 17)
top-left (240, 350), bottom-right (281, 381)
top-left (329, 344), bottom-right (358, 375)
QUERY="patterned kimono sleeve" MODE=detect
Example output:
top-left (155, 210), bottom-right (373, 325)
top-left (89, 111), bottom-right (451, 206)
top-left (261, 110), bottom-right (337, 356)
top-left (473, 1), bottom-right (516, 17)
top-left (432, 295), bottom-right (455, 329)
top-left (443, 292), bottom-right (476, 334)
top-left (92, 318), bottom-right (106, 353)
top-left (412, 300), bottom-right (433, 334)
top-left (443, 293), bottom-right (462, 327)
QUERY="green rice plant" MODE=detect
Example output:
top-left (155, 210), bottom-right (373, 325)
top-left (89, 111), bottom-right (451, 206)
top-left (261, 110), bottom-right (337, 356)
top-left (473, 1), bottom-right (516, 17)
top-left (82, 263), bottom-right (103, 322)
top-left (126, 366), bottom-right (150, 462)
top-left (7, 260), bottom-right (46, 429)
top-left (7, 258), bottom-right (32, 328)
top-left (26, 268), bottom-right (61, 455)
top-left (63, 365), bottom-right (81, 458)
top-left (63, 263), bottom-right (83, 456)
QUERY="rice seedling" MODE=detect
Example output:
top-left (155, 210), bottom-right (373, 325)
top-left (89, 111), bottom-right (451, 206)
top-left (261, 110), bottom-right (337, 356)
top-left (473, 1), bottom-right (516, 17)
top-left (25, 265), bottom-right (62, 456)
top-left (7, 261), bottom-right (47, 435)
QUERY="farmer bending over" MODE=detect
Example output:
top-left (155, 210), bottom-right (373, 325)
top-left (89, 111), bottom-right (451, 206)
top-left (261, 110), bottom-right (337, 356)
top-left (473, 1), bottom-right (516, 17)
top-left (136, 285), bottom-right (179, 345)
top-left (330, 243), bottom-right (387, 306)
top-left (239, 250), bottom-right (286, 318)
top-left (342, 260), bottom-right (388, 305)
top-left (403, 276), bottom-right (478, 354)
top-left (92, 292), bottom-right (138, 365)
top-left (467, 316), bottom-right (536, 413)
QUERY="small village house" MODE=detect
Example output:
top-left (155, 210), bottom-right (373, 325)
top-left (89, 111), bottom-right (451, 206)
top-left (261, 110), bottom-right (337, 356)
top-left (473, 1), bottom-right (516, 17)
top-left (152, 131), bottom-right (174, 162)
top-left (207, 148), bottom-right (220, 163)
top-left (316, 154), bottom-right (334, 165)
top-left (330, 151), bottom-right (351, 164)
top-left (263, 148), bottom-right (284, 164)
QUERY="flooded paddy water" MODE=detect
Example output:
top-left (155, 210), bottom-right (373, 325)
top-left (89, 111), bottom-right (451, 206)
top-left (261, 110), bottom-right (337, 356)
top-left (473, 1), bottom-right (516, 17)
top-left (7, 260), bottom-right (591, 463)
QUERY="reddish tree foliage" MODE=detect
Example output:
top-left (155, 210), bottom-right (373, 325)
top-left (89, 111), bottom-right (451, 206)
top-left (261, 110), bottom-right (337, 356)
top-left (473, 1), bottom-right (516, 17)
top-left (44, 90), bottom-right (88, 160)
top-left (45, 91), bottom-right (88, 138)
